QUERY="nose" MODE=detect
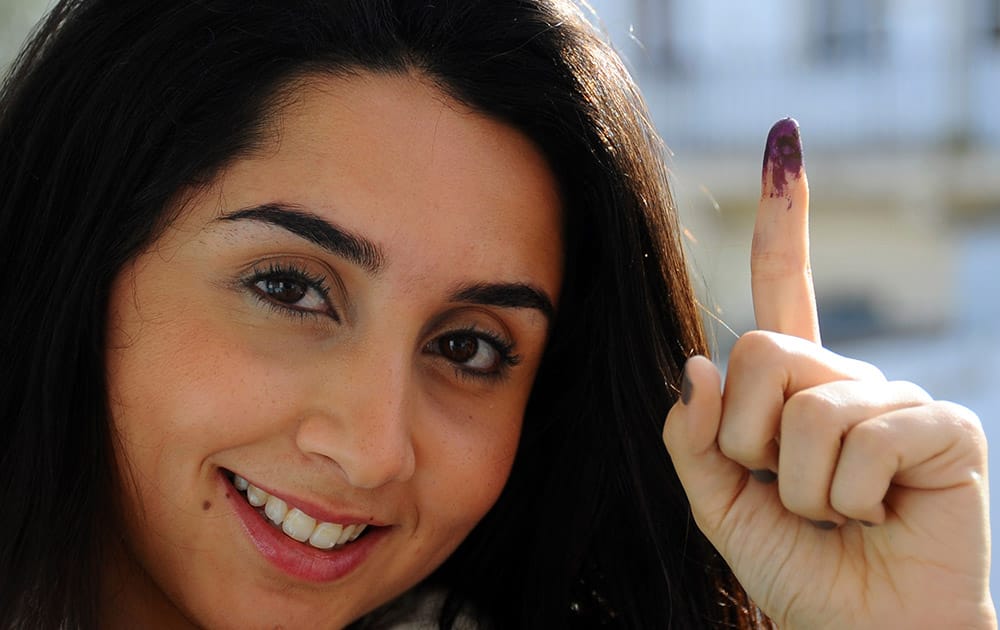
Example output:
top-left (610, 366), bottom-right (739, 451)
top-left (295, 356), bottom-right (417, 489)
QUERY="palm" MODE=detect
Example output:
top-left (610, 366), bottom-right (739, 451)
top-left (717, 477), bottom-right (986, 628)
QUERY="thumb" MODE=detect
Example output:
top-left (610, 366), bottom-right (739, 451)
top-left (663, 355), bottom-right (746, 537)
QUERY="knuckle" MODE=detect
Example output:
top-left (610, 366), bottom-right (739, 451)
top-left (777, 477), bottom-right (830, 519)
top-left (750, 249), bottom-right (807, 280)
top-left (781, 389), bottom-right (839, 436)
top-left (841, 356), bottom-right (886, 382)
top-left (843, 417), bottom-right (894, 460)
top-left (717, 419), bottom-right (777, 470)
top-left (932, 399), bottom-right (983, 429)
top-left (729, 330), bottom-right (781, 372)
top-left (717, 426), bottom-right (761, 465)
top-left (929, 400), bottom-right (987, 450)
top-left (889, 380), bottom-right (933, 404)
top-left (829, 484), bottom-right (876, 520)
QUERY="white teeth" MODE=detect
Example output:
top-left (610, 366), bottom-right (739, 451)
top-left (264, 496), bottom-right (288, 525)
top-left (232, 475), bottom-right (368, 550)
top-left (349, 524), bottom-right (367, 541)
top-left (308, 522), bottom-right (344, 549)
top-left (246, 484), bottom-right (268, 507)
top-left (282, 508), bottom-right (317, 542)
top-left (336, 524), bottom-right (357, 546)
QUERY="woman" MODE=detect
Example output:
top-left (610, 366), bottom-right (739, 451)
top-left (0, 0), bottom-right (992, 628)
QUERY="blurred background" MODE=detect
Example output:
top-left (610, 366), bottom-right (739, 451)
top-left (3, 0), bottom-right (999, 608)
top-left (586, 0), bottom-right (1000, 606)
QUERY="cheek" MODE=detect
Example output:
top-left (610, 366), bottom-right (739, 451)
top-left (414, 403), bottom-right (523, 544)
top-left (105, 304), bottom-right (298, 498)
top-left (409, 355), bottom-right (542, 544)
top-left (111, 324), bottom-right (245, 439)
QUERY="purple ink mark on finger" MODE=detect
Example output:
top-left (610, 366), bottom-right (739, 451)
top-left (762, 117), bottom-right (803, 197)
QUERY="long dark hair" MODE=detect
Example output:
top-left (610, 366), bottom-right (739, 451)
top-left (0, 1), bottom-right (763, 627)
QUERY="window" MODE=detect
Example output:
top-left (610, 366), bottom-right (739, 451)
top-left (812, 0), bottom-right (886, 63)
top-left (987, 0), bottom-right (1000, 46)
top-left (633, 0), bottom-right (679, 70)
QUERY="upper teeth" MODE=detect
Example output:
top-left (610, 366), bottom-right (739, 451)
top-left (233, 474), bottom-right (367, 549)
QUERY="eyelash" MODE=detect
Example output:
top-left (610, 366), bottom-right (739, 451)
top-left (240, 264), bottom-right (521, 383)
top-left (241, 262), bottom-right (339, 322)
top-left (433, 325), bottom-right (522, 384)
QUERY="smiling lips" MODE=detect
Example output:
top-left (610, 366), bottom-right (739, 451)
top-left (232, 473), bottom-right (369, 550)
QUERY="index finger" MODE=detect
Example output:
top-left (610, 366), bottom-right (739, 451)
top-left (751, 118), bottom-right (821, 344)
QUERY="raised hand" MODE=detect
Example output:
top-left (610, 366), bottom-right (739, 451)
top-left (663, 119), bottom-right (995, 629)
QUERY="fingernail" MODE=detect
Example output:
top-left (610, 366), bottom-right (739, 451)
top-left (811, 520), bottom-right (838, 530)
top-left (750, 469), bottom-right (777, 484)
top-left (680, 365), bottom-right (693, 405)
top-left (762, 117), bottom-right (803, 199)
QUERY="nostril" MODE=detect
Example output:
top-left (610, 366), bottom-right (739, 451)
top-left (295, 412), bottom-right (416, 489)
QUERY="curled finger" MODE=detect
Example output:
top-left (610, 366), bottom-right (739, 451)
top-left (718, 331), bottom-right (887, 475)
top-left (777, 380), bottom-right (933, 526)
top-left (830, 399), bottom-right (988, 526)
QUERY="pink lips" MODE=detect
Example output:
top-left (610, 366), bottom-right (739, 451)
top-left (220, 471), bottom-right (386, 582)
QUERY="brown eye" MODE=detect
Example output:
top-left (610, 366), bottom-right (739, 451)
top-left (245, 264), bottom-right (337, 320)
top-left (431, 331), bottom-right (509, 374)
top-left (425, 328), bottom-right (520, 382)
top-left (258, 277), bottom-right (307, 304)
top-left (441, 334), bottom-right (481, 364)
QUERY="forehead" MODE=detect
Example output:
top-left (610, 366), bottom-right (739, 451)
top-left (197, 71), bottom-right (564, 298)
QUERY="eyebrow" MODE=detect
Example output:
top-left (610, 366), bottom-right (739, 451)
top-left (218, 203), bottom-right (555, 322)
top-left (217, 204), bottom-right (385, 274)
top-left (450, 282), bottom-right (556, 324)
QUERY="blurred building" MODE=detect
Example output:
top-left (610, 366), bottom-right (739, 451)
top-left (589, 0), bottom-right (1000, 345)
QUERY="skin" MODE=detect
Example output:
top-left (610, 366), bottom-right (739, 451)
top-left (664, 120), bottom-right (996, 629)
top-left (104, 72), bottom-right (563, 629)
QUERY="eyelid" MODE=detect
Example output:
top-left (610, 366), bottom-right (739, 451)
top-left (424, 315), bottom-right (523, 385)
top-left (442, 325), bottom-right (520, 364)
top-left (422, 306), bottom-right (515, 341)
top-left (237, 256), bottom-right (346, 322)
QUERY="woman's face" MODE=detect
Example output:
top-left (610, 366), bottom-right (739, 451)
top-left (104, 72), bottom-right (563, 628)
